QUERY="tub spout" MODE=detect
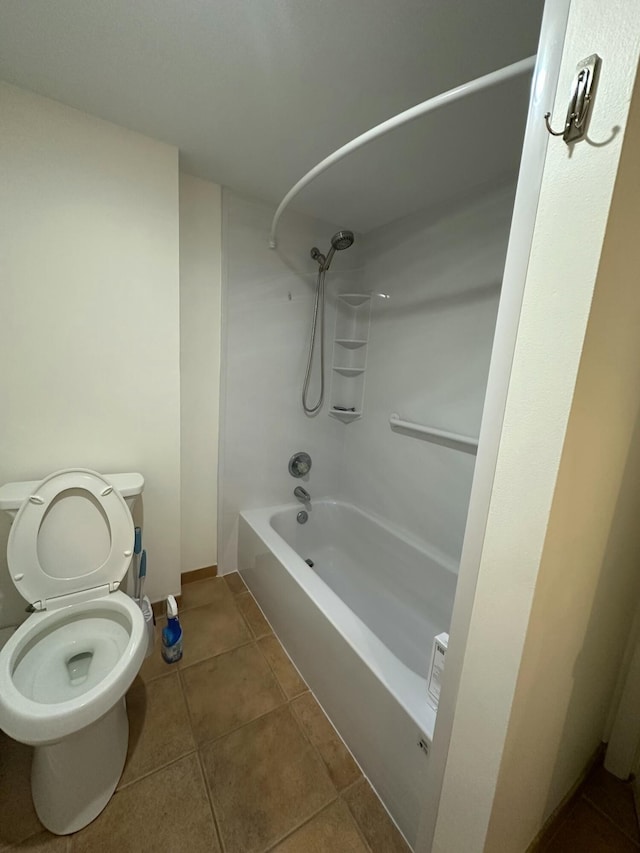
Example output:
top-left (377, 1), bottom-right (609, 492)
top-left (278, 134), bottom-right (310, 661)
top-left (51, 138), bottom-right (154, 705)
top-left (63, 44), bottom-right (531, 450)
top-left (294, 486), bottom-right (310, 503)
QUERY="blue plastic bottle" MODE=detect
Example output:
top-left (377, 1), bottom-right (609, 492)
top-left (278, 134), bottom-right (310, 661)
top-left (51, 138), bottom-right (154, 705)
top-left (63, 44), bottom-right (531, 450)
top-left (161, 595), bottom-right (183, 663)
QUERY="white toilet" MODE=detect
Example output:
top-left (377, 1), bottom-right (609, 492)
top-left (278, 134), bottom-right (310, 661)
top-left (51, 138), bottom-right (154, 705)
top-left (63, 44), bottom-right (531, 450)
top-left (0, 468), bottom-right (147, 835)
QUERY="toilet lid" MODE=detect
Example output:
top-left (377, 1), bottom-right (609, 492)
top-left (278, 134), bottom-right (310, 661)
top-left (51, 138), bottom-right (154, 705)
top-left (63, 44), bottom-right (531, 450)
top-left (7, 469), bottom-right (134, 609)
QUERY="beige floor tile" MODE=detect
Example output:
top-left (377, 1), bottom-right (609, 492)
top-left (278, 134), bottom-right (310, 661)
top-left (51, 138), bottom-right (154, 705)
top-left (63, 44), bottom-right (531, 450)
top-left (0, 731), bottom-right (43, 851)
top-left (6, 832), bottom-right (69, 851)
top-left (201, 706), bottom-right (335, 853)
top-left (180, 577), bottom-right (229, 611)
top-left (544, 798), bottom-right (638, 852)
top-left (343, 778), bottom-right (410, 853)
top-left (177, 598), bottom-right (251, 667)
top-left (73, 754), bottom-right (220, 853)
top-left (119, 672), bottom-right (195, 787)
top-left (258, 636), bottom-right (307, 699)
top-left (224, 572), bottom-right (247, 596)
top-left (237, 592), bottom-right (273, 639)
top-left (272, 800), bottom-right (369, 853)
top-left (291, 693), bottom-right (361, 791)
top-left (182, 644), bottom-right (285, 743)
top-left (138, 623), bottom-right (172, 683)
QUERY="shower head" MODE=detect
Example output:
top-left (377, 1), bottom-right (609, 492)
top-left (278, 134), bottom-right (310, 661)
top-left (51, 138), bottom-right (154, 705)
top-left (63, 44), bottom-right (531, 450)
top-left (331, 230), bottom-right (355, 251)
top-left (310, 230), bottom-right (354, 271)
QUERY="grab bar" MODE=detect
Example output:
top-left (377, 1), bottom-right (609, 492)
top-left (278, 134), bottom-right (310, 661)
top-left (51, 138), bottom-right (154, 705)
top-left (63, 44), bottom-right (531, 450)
top-left (389, 413), bottom-right (478, 455)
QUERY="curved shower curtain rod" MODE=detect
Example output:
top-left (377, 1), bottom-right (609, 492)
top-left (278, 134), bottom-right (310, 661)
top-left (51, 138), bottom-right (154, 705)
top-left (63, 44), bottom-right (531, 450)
top-left (268, 54), bottom-right (536, 249)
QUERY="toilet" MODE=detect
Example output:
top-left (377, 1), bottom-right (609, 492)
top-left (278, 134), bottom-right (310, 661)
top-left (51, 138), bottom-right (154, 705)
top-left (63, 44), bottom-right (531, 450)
top-left (0, 468), bottom-right (147, 835)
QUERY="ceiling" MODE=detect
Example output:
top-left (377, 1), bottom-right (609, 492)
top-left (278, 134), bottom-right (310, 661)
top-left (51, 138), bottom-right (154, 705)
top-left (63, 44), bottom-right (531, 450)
top-left (0, 0), bottom-right (545, 232)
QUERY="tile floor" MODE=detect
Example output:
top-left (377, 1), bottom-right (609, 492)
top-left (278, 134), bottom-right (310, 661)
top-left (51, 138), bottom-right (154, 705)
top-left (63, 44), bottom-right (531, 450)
top-left (533, 761), bottom-right (640, 852)
top-left (0, 575), bottom-right (410, 853)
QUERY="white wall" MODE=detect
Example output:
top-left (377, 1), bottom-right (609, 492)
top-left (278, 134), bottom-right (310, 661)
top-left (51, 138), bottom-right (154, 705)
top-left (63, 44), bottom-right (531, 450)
top-left (343, 185), bottom-right (513, 566)
top-left (430, 2), bottom-right (640, 850)
top-left (485, 53), bottom-right (640, 850)
top-left (218, 189), bottom-right (359, 573)
top-left (179, 174), bottom-right (222, 572)
top-left (0, 82), bottom-right (181, 625)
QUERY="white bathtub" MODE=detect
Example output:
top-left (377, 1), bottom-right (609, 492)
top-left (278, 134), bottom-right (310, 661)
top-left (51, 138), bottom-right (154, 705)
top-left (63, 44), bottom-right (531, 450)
top-left (237, 499), bottom-right (457, 847)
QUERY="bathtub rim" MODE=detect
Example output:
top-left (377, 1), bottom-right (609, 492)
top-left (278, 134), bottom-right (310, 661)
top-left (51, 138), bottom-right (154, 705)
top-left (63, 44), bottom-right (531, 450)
top-left (240, 499), bottom-right (440, 741)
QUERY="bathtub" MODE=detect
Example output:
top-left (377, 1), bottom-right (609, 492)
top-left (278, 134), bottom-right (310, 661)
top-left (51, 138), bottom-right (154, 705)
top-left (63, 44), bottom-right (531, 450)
top-left (237, 499), bottom-right (457, 847)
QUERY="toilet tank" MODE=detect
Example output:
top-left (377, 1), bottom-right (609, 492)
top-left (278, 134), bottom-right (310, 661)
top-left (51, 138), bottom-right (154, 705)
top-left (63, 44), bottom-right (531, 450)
top-left (0, 472), bottom-right (144, 519)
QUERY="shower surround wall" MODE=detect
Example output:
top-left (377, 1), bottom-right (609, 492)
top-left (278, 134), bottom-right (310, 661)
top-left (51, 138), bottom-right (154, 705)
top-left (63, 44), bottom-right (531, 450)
top-left (221, 183), bottom-right (518, 843)
top-left (218, 189), bottom-right (360, 572)
top-left (220, 183), bottom-right (515, 573)
top-left (340, 184), bottom-right (516, 567)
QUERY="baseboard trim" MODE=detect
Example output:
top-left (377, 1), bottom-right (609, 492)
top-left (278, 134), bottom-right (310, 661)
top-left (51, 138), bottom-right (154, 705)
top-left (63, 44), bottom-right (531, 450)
top-left (151, 595), bottom-right (182, 618)
top-left (526, 743), bottom-right (605, 851)
top-left (150, 565), bottom-right (218, 618)
top-left (181, 564), bottom-right (218, 584)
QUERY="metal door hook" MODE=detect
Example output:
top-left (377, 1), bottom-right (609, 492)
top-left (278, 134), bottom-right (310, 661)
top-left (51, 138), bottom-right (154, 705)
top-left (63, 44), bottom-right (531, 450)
top-left (544, 54), bottom-right (600, 145)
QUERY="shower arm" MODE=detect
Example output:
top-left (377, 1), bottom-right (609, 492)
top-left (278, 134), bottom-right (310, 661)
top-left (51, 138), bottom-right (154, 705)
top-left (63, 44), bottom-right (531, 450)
top-left (268, 54), bottom-right (536, 249)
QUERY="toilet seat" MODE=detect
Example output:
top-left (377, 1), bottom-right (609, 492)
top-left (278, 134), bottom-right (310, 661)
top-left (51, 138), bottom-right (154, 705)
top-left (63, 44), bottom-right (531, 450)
top-left (0, 591), bottom-right (146, 745)
top-left (7, 469), bottom-right (134, 610)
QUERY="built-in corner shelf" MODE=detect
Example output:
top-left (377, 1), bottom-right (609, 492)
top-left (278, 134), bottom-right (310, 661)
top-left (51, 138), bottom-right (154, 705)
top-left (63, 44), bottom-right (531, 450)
top-left (335, 338), bottom-right (367, 349)
top-left (338, 293), bottom-right (371, 307)
top-left (329, 409), bottom-right (362, 422)
top-left (333, 366), bottom-right (365, 376)
top-left (329, 292), bottom-right (372, 423)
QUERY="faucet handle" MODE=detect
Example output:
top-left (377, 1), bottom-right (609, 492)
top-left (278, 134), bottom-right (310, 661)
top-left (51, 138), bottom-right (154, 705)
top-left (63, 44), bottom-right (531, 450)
top-left (289, 452), bottom-right (312, 478)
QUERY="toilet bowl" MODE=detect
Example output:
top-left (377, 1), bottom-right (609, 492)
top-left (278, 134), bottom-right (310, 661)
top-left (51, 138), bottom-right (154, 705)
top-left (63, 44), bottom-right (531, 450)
top-left (0, 468), bottom-right (146, 835)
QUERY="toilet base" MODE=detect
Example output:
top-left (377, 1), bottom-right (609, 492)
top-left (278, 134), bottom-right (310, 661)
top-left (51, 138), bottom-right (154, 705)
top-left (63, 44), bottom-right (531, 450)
top-left (31, 697), bottom-right (129, 835)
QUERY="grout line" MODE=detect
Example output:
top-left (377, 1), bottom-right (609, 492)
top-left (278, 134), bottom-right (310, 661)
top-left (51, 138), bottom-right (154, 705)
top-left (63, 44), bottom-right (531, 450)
top-left (194, 690), bottom-right (289, 751)
top-left (288, 685), bottom-right (364, 793)
top-left (222, 572), bottom-right (248, 597)
top-left (194, 695), bottom-right (341, 853)
top-left (339, 770), bottom-right (411, 852)
top-left (175, 650), bottom-right (227, 852)
top-left (254, 632), bottom-right (309, 701)
top-left (7, 829), bottom-right (52, 852)
top-left (127, 585), bottom-right (375, 852)
top-left (117, 670), bottom-right (197, 793)
top-left (280, 691), bottom-right (345, 802)
top-left (116, 748), bottom-right (198, 793)
top-left (260, 795), bottom-right (340, 853)
top-left (177, 635), bottom-right (255, 673)
top-left (252, 624), bottom-right (364, 804)
top-left (581, 794), bottom-right (640, 847)
top-left (339, 775), bottom-right (365, 798)
top-left (235, 590), bottom-right (275, 640)
top-left (338, 788), bottom-right (378, 853)
top-left (140, 666), bottom-right (173, 684)
top-left (195, 748), bottom-right (226, 853)
top-left (335, 789), bottom-right (376, 853)
top-left (179, 638), bottom-right (289, 745)
top-left (175, 662), bottom-right (191, 720)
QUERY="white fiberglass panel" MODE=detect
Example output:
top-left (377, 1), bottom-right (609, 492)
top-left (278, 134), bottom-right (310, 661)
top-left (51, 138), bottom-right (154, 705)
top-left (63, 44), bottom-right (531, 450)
top-left (238, 507), bottom-right (432, 846)
top-left (270, 500), bottom-right (456, 677)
